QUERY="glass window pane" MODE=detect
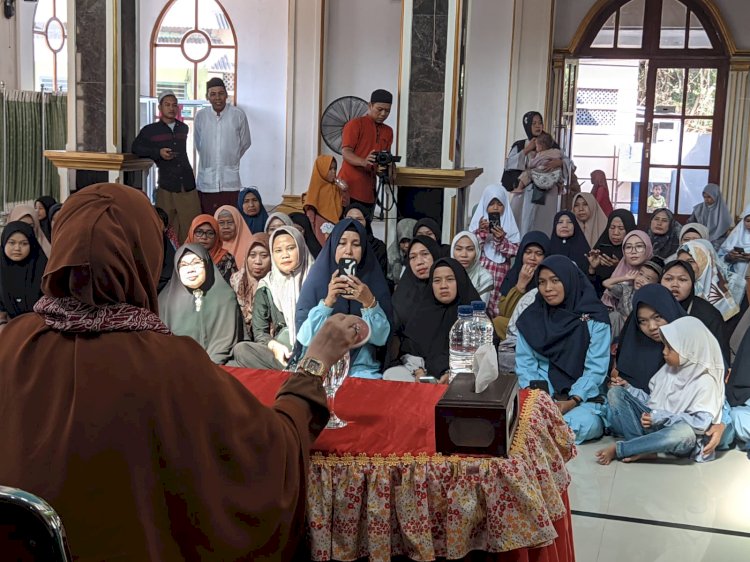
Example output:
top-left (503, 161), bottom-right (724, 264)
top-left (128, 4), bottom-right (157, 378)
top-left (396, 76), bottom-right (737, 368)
top-left (33, 33), bottom-right (54, 91)
top-left (198, 49), bottom-right (236, 104)
top-left (678, 168), bottom-right (709, 214)
top-left (654, 68), bottom-right (684, 115)
top-left (617, 0), bottom-right (644, 48)
top-left (650, 118), bottom-right (681, 166)
top-left (660, 0), bottom-right (686, 49)
top-left (647, 168), bottom-right (677, 213)
top-left (681, 119), bottom-right (712, 166)
top-left (155, 46), bottom-right (195, 100)
top-left (592, 13), bottom-right (615, 48)
top-left (688, 12), bottom-right (711, 49)
top-left (34, 0), bottom-right (53, 30)
top-left (55, 41), bottom-right (68, 92)
top-left (158, 0), bottom-right (196, 40)
top-left (685, 68), bottom-right (716, 115)
top-left (198, 0), bottom-right (235, 46)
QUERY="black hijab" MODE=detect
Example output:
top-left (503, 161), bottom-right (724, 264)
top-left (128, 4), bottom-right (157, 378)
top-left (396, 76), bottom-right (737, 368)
top-left (728, 327), bottom-right (750, 407)
top-left (593, 209), bottom-right (637, 279)
top-left (516, 255), bottom-right (610, 394)
top-left (295, 218), bottom-right (393, 333)
top-left (499, 231), bottom-right (550, 296)
top-left (47, 203), bottom-right (63, 234)
top-left (662, 259), bottom-right (730, 363)
top-left (413, 218), bottom-right (442, 242)
top-left (522, 111), bottom-right (543, 140)
top-left (549, 211), bottom-right (590, 272)
top-left (616, 284), bottom-right (685, 391)
top-left (648, 208), bottom-right (681, 259)
top-left (401, 258), bottom-right (481, 376)
top-left (344, 202), bottom-right (388, 277)
top-left (35, 196), bottom-right (57, 240)
top-left (0, 221), bottom-right (48, 319)
top-left (289, 212), bottom-right (323, 258)
top-left (391, 236), bottom-right (442, 330)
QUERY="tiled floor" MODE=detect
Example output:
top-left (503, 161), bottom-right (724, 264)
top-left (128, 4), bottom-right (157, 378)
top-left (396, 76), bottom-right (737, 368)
top-left (567, 436), bottom-right (750, 562)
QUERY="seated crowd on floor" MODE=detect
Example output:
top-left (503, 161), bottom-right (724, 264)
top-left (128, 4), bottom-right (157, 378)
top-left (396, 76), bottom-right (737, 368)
top-left (2, 110), bottom-right (750, 469)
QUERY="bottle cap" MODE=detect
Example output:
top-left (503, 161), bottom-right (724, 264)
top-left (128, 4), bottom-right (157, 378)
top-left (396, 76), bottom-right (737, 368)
top-left (457, 305), bottom-right (473, 316)
top-left (471, 300), bottom-right (486, 312)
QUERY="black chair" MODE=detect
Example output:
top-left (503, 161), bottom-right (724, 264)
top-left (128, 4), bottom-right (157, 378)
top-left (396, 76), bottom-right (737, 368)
top-left (0, 486), bottom-right (72, 561)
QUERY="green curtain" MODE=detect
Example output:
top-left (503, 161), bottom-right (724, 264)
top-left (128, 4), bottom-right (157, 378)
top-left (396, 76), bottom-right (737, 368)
top-left (0, 90), bottom-right (67, 208)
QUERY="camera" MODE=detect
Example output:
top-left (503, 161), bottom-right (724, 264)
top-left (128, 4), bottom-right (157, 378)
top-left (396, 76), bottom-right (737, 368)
top-left (373, 151), bottom-right (401, 166)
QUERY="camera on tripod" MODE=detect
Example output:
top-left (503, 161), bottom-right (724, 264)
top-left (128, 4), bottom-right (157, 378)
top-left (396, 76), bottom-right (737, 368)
top-left (373, 151), bottom-right (402, 167)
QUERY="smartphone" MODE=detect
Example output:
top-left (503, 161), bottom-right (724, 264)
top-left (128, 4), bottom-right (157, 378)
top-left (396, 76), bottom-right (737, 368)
top-left (337, 258), bottom-right (357, 277)
top-left (528, 379), bottom-right (550, 394)
top-left (418, 376), bottom-right (438, 384)
top-left (488, 212), bottom-right (502, 230)
top-left (734, 247), bottom-right (746, 254)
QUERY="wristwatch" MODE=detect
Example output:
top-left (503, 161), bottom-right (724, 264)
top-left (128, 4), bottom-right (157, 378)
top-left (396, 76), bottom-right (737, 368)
top-left (296, 357), bottom-right (327, 378)
top-left (570, 395), bottom-right (583, 407)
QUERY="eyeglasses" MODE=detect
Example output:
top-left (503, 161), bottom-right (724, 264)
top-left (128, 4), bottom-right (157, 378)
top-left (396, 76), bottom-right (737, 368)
top-left (624, 244), bottom-right (647, 253)
top-left (193, 229), bottom-right (215, 239)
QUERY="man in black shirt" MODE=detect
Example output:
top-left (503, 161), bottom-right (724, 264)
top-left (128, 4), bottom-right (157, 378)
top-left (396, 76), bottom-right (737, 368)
top-left (132, 91), bottom-right (201, 242)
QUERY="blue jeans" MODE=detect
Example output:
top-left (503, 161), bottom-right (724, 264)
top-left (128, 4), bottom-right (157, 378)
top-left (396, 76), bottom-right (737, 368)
top-left (607, 386), bottom-right (696, 459)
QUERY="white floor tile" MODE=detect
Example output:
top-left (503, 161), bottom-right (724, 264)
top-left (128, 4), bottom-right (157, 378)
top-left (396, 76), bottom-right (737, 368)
top-left (593, 519), bottom-right (750, 562)
top-left (571, 514), bottom-right (604, 562)
top-left (604, 448), bottom-right (750, 533)
top-left (567, 437), bottom-right (618, 513)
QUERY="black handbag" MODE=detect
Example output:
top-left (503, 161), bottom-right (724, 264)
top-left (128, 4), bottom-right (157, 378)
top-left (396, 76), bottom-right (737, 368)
top-left (501, 169), bottom-right (521, 192)
top-left (531, 184), bottom-right (546, 204)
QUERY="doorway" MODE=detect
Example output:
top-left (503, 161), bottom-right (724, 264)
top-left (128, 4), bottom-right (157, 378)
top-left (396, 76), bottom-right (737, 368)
top-left (564, 0), bottom-right (729, 226)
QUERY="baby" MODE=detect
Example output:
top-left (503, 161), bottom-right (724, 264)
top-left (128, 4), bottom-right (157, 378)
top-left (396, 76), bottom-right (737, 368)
top-left (516, 132), bottom-right (563, 190)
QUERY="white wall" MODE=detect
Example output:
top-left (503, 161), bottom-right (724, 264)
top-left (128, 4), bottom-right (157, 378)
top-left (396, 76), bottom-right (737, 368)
top-left (322, 0), bottom-right (402, 158)
top-left (139, 0), bottom-right (289, 205)
top-left (461, 0), bottom-right (515, 212)
top-left (0, 2), bottom-right (38, 91)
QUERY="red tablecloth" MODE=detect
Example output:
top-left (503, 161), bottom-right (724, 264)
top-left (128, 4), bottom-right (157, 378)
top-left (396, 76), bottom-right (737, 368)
top-left (225, 368), bottom-right (576, 562)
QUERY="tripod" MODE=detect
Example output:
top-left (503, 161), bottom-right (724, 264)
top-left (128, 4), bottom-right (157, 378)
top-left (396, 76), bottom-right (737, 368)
top-left (375, 170), bottom-right (396, 221)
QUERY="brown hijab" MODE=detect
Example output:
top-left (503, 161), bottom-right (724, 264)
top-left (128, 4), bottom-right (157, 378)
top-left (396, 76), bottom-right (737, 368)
top-left (0, 183), bottom-right (328, 560)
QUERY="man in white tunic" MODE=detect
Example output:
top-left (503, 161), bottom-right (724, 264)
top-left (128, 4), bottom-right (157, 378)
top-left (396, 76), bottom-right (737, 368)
top-left (194, 77), bottom-right (252, 214)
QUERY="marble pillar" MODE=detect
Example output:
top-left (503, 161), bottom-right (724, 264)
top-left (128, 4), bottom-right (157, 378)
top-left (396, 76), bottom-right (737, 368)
top-left (70, 0), bottom-right (139, 190)
top-left (399, 0), bottom-right (450, 225)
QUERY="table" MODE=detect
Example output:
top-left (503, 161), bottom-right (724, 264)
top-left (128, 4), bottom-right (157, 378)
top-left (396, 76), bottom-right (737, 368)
top-left (225, 368), bottom-right (576, 562)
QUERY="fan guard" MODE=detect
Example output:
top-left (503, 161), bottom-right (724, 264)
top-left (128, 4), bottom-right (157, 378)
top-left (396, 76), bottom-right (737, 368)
top-left (320, 96), bottom-right (369, 154)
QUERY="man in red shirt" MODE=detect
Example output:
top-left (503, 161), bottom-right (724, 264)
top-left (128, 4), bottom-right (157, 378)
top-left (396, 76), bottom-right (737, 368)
top-left (338, 89), bottom-right (394, 220)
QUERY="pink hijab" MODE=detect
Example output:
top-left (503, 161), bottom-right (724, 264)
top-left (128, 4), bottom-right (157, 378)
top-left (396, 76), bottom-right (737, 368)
top-left (214, 205), bottom-right (254, 263)
top-left (590, 170), bottom-right (614, 216)
top-left (610, 230), bottom-right (653, 278)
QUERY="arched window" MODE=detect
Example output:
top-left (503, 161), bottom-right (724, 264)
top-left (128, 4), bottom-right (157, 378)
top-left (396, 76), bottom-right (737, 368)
top-left (564, 0), bottom-right (729, 223)
top-left (150, 0), bottom-right (238, 102)
top-left (33, 0), bottom-right (68, 92)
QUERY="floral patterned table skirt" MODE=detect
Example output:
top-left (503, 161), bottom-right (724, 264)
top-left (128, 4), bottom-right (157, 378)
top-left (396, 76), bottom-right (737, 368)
top-left (225, 369), bottom-right (576, 562)
top-left (306, 391), bottom-right (575, 561)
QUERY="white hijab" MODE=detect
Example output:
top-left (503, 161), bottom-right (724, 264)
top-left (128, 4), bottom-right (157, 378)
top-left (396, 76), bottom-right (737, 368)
top-left (647, 317), bottom-right (725, 424)
top-left (257, 226), bottom-right (314, 343)
top-left (720, 204), bottom-right (750, 277)
top-left (468, 184), bottom-right (521, 264)
top-left (450, 231), bottom-right (494, 298)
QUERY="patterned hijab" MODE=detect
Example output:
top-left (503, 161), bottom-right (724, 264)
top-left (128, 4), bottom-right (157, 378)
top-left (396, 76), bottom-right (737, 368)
top-left (648, 208), bottom-right (681, 259)
top-left (678, 239), bottom-right (739, 320)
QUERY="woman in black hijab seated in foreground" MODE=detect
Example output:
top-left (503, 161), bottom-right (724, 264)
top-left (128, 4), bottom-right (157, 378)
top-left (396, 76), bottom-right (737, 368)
top-left (384, 257), bottom-right (480, 383)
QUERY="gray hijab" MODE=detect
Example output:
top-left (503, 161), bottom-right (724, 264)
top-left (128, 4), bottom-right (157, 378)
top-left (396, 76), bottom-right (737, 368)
top-left (158, 243), bottom-right (244, 365)
top-left (692, 183), bottom-right (732, 243)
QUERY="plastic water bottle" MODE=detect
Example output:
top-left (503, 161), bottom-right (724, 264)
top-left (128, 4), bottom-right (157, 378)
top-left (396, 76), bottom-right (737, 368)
top-left (449, 305), bottom-right (477, 381)
top-left (471, 300), bottom-right (494, 347)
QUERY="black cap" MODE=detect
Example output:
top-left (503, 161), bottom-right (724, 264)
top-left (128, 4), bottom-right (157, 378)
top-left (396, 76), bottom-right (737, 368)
top-left (370, 89), bottom-right (393, 104)
top-left (206, 78), bottom-right (227, 92)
